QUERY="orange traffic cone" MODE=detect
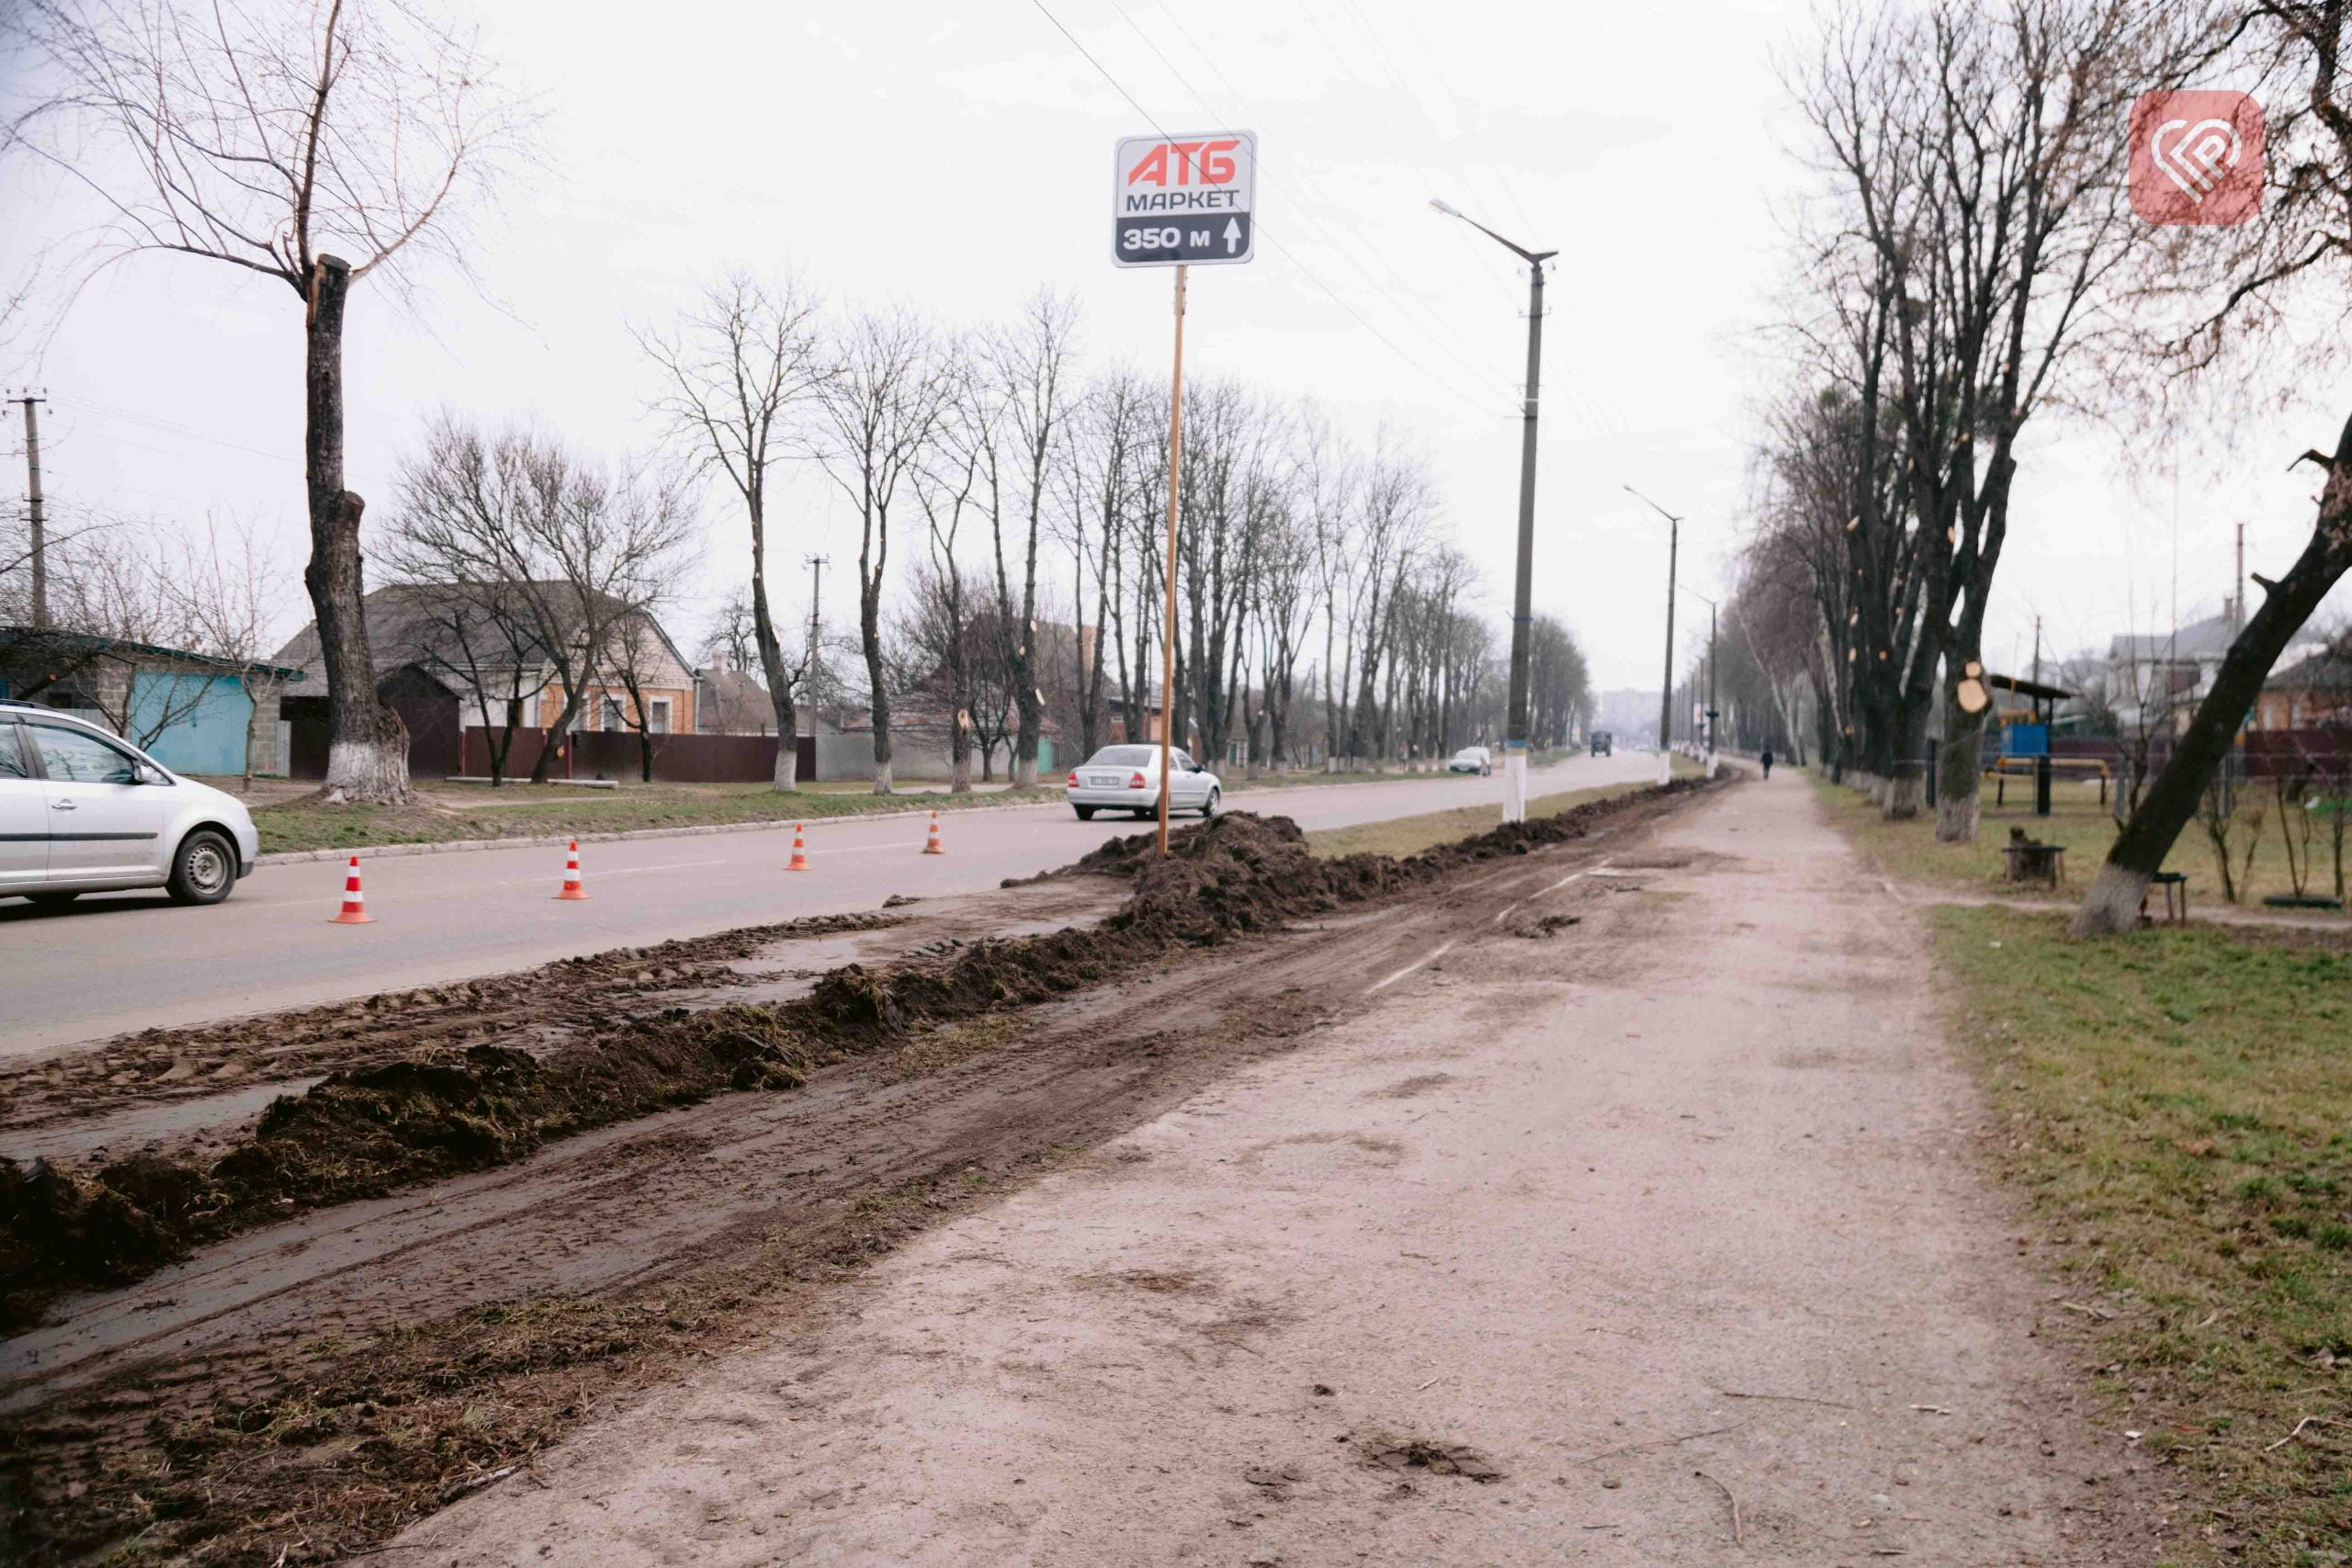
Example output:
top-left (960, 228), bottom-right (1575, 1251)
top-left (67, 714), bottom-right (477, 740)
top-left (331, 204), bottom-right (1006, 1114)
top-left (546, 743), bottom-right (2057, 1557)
top-left (786, 823), bottom-right (810, 872)
top-left (922, 810), bottom-right (944, 855)
top-left (330, 855), bottom-right (373, 925)
top-left (555, 840), bottom-right (590, 900)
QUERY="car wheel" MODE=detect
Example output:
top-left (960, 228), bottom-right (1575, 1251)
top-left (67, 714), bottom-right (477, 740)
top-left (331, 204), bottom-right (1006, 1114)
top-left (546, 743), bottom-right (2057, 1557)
top-left (165, 829), bottom-right (238, 906)
top-left (1074, 805), bottom-right (1096, 820)
top-left (1201, 787), bottom-right (1220, 818)
top-left (25, 890), bottom-right (79, 908)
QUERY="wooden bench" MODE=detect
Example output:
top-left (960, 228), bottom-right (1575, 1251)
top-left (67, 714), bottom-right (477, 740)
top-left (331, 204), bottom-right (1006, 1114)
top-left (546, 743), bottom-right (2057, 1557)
top-left (2149, 871), bottom-right (2188, 924)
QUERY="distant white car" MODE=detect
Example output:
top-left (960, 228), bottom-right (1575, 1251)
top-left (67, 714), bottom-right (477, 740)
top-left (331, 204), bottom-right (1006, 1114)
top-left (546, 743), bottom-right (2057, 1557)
top-left (1065, 744), bottom-right (1221, 819)
top-left (1447, 746), bottom-right (1493, 775)
top-left (0, 702), bottom-right (260, 908)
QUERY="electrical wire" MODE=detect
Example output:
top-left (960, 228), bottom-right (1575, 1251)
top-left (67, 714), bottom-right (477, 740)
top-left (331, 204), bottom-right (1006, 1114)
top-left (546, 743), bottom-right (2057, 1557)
top-left (1029, 0), bottom-right (1506, 420)
top-left (1133, 0), bottom-right (1520, 385)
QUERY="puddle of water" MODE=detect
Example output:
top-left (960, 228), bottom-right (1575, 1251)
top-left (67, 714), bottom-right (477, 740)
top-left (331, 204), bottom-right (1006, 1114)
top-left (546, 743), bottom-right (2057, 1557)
top-left (10, 1078), bottom-right (317, 1164)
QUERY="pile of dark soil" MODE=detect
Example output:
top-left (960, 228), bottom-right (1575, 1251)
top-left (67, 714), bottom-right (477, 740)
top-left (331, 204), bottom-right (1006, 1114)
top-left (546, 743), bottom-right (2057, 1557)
top-left (0, 910), bottom-right (899, 1136)
top-left (2, 778), bottom-right (1713, 1335)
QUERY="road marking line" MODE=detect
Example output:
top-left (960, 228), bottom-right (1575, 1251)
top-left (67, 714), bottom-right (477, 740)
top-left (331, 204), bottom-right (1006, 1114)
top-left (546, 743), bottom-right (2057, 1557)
top-left (1370, 940), bottom-right (1454, 994)
top-left (1492, 864), bottom-right (1616, 925)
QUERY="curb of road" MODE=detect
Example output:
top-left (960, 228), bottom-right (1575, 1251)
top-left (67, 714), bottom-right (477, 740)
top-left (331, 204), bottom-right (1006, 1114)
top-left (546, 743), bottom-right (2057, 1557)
top-left (250, 761), bottom-right (1611, 869)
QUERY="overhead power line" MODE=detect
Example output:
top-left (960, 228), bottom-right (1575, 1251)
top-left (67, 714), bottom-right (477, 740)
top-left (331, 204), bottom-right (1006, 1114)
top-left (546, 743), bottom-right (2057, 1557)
top-left (1029, 0), bottom-right (1506, 421)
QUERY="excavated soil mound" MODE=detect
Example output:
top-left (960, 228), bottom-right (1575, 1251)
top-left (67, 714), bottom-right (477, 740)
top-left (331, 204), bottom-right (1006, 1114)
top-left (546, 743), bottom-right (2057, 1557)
top-left (1, 779), bottom-right (1714, 1334)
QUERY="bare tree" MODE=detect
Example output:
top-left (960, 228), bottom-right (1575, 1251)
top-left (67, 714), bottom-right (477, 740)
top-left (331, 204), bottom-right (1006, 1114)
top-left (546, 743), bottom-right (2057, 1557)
top-left (38, 525), bottom-right (218, 748)
top-left (6, 0), bottom-right (527, 802)
top-left (386, 416), bottom-right (694, 784)
top-left (607, 607), bottom-right (689, 784)
top-left (1789, 0), bottom-right (2169, 829)
top-left (694, 589), bottom-right (761, 681)
top-left (1057, 368), bottom-right (1150, 760)
top-left (911, 345), bottom-right (991, 793)
top-left (2077, 3), bottom-right (2352, 930)
top-left (167, 517), bottom-right (289, 788)
top-left (640, 272), bottom-right (825, 788)
top-left (983, 291), bottom-right (1081, 786)
top-left (379, 575), bottom-right (551, 784)
top-left (817, 308), bottom-right (955, 795)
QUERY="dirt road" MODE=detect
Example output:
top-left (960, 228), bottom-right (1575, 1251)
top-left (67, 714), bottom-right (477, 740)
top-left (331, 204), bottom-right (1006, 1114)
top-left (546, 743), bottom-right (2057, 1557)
top-left (387, 775), bottom-right (2171, 1564)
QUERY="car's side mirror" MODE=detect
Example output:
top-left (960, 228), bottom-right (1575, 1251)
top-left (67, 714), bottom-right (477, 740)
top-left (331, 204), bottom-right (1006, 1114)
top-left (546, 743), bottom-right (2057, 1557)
top-left (134, 763), bottom-right (169, 785)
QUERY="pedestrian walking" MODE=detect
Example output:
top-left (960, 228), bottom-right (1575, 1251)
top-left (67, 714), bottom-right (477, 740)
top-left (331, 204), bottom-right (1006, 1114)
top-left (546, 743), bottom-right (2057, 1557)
top-left (1760, 747), bottom-right (1775, 779)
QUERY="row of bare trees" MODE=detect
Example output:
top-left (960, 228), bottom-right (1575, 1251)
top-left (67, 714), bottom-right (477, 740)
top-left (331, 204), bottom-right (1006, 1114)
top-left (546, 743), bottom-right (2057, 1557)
top-left (643, 275), bottom-right (1580, 795)
top-left (1753, 0), bottom-right (2352, 932)
top-left (4, 0), bottom-right (1585, 806)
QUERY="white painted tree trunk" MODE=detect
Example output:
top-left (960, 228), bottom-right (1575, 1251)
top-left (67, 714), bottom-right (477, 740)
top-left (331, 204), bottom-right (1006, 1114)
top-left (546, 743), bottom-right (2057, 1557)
top-left (1935, 790), bottom-right (1980, 843)
top-left (1884, 773), bottom-right (1923, 818)
top-left (322, 737), bottom-right (409, 806)
top-left (2071, 862), bottom-right (2149, 936)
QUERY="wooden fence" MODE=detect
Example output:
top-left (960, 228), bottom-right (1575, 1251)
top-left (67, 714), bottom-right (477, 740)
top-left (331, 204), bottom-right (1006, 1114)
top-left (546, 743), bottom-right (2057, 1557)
top-left (459, 727), bottom-right (816, 784)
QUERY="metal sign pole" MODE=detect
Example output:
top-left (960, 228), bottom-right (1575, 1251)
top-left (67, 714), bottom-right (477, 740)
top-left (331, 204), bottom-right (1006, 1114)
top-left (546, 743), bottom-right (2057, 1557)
top-left (1158, 263), bottom-right (1188, 857)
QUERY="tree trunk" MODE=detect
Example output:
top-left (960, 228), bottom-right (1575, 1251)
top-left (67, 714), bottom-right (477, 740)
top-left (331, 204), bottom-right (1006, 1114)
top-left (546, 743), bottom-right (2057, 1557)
top-left (1935, 694), bottom-right (1988, 842)
top-left (750, 553), bottom-right (798, 790)
top-left (2075, 435), bottom-right (2352, 934)
top-left (302, 254), bottom-right (408, 805)
top-left (862, 583), bottom-right (892, 796)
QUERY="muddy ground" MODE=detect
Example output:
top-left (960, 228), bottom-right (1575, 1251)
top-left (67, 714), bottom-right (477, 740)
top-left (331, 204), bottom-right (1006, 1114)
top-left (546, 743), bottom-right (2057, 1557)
top-left (1, 786), bottom-right (1711, 1565)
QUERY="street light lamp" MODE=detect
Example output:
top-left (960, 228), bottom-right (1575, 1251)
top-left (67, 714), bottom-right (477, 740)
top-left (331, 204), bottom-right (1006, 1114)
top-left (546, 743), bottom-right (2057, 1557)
top-left (1430, 197), bottom-right (1556, 824)
top-left (1623, 485), bottom-right (1682, 786)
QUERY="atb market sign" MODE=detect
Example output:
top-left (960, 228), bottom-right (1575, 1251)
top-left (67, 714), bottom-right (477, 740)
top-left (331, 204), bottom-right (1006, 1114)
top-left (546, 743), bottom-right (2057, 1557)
top-left (1113, 130), bottom-right (1257, 267)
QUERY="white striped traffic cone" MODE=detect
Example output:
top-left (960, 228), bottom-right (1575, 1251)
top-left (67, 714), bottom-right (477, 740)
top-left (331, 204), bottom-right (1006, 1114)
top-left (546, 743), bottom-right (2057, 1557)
top-left (555, 840), bottom-right (590, 900)
top-left (329, 855), bottom-right (373, 925)
top-left (786, 823), bottom-right (810, 872)
top-left (922, 810), bottom-right (944, 855)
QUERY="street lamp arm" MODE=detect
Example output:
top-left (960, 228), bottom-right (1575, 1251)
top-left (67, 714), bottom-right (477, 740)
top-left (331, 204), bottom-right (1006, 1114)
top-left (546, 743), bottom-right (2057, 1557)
top-left (1428, 197), bottom-right (1555, 265)
top-left (1622, 483), bottom-right (1682, 527)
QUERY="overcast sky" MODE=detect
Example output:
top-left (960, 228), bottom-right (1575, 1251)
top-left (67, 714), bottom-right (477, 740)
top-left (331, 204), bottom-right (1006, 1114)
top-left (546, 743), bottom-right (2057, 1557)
top-left (3, 0), bottom-right (2339, 691)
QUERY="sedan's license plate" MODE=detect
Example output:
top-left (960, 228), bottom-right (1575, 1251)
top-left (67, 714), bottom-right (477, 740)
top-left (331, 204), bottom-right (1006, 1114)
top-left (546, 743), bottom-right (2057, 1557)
top-left (1087, 773), bottom-right (1124, 787)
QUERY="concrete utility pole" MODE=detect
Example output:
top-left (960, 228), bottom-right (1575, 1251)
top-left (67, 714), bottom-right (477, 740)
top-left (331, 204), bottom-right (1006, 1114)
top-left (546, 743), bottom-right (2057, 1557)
top-left (804, 554), bottom-right (829, 714)
top-left (1623, 485), bottom-right (1681, 784)
top-left (1431, 199), bottom-right (1555, 823)
top-left (2233, 522), bottom-right (2245, 632)
top-left (13, 393), bottom-right (47, 629)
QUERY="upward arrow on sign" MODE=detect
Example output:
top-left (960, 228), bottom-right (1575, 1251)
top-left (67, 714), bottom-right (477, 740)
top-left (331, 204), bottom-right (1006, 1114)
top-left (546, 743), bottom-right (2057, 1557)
top-left (1223, 219), bottom-right (1241, 254)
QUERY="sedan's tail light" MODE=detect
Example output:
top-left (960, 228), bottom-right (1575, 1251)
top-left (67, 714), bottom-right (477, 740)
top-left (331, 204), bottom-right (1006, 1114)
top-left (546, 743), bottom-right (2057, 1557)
top-left (1066, 771), bottom-right (1080, 787)
top-left (1129, 772), bottom-right (1148, 789)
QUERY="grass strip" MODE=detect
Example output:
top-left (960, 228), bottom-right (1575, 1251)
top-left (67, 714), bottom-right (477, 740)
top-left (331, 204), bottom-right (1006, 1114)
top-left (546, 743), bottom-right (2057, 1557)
top-left (1931, 904), bottom-right (2352, 1560)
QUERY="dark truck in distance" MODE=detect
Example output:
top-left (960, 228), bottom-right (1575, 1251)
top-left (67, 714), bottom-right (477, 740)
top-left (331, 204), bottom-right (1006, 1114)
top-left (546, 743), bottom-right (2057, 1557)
top-left (1589, 731), bottom-right (1613, 757)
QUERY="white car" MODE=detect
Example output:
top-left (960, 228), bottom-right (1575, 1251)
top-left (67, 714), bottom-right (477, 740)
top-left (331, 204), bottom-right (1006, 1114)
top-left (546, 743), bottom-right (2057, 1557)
top-left (1447, 746), bottom-right (1493, 775)
top-left (1065, 744), bottom-right (1221, 820)
top-left (0, 703), bottom-right (260, 908)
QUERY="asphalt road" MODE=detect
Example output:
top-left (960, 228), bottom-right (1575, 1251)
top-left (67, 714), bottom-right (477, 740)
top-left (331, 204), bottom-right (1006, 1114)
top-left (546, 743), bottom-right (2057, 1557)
top-left (1, 752), bottom-right (1658, 1055)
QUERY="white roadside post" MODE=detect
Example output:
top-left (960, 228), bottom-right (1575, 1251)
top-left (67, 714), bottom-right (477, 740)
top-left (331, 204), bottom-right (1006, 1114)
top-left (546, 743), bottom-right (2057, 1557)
top-left (1113, 130), bottom-right (1257, 857)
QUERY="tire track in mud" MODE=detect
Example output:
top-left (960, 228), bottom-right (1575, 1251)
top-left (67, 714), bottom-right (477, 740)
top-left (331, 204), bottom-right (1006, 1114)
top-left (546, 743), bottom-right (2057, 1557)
top-left (1, 783), bottom-right (1717, 1567)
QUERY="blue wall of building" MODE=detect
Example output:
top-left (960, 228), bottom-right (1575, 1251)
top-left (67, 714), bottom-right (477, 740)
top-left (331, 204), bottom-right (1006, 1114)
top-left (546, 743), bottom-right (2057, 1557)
top-left (130, 673), bottom-right (253, 776)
